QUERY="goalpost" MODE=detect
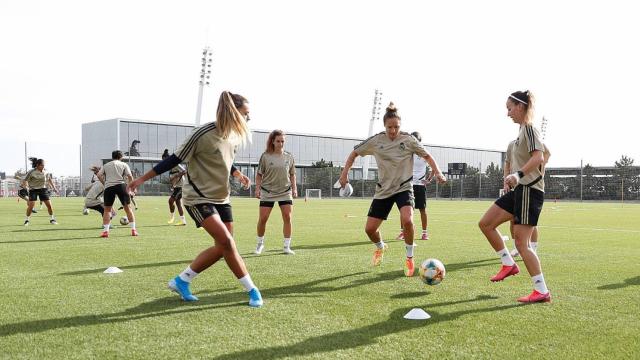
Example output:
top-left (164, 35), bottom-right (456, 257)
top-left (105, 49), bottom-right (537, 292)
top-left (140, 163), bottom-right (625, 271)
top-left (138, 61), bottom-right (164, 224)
top-left (305, 189), bottom-right (321, 200)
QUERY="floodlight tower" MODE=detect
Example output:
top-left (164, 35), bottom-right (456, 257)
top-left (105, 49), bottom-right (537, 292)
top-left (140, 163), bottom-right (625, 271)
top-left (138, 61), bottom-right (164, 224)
top-left (362, 89), bottom-right (383, 180)
top-left (195, 47), bottom-right (213, 126)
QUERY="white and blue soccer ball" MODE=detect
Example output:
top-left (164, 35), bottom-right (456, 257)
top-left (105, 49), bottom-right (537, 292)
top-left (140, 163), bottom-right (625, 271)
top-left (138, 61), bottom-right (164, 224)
top-left (82, 208), bottom-right (89, 215)
top-left (419, 258), bottom-right (446, 286)
top-left (119, 216), bottom-right (130, 225)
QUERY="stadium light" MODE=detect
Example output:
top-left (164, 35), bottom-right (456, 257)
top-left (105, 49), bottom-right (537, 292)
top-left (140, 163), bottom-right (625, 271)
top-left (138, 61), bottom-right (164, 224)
top-left (362, 89), bottom-right (383, 180)
top-left (195, 47), bottom-right (213, 126)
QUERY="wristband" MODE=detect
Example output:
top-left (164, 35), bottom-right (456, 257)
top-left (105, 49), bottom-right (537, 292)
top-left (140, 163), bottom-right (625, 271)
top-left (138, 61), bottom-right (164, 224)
top-left (517, 170), bottom-right (524, 178)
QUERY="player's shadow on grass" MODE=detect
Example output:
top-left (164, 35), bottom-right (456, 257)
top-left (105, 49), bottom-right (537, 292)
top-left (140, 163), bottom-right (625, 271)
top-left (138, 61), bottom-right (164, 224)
top-left (213, 296), bottom-right (517, 360)
top-left (0, 293), bottom-right (247, 338)
top-left (0, 236), bottom-right (98, 244)
top-left (445, 258), bottom-right (497, 273)
top-left (241, 241), bottom-right (369, 258)
top-left (0, 271), bottom-right (374, 337)
top-left (10, 227), bottom-right (100, 232)
top-left (295, 241), bottom-right (370, 251)
top-left (59, 260), bottom-right (193, 275)
top-left (597, 276), bottom-right (640, 290)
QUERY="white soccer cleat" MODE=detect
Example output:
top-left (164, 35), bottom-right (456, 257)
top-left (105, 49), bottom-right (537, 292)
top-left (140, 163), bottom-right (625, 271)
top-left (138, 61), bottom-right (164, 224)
top-left (255, 243), bottom-right (265, 255)
top-left (283, 247), bottom-right (295, 255)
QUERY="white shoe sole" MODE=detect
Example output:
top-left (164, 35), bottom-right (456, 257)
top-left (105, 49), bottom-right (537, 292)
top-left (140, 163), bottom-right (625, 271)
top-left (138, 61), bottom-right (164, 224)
top-left (167, 279), bottom-right (178, 293)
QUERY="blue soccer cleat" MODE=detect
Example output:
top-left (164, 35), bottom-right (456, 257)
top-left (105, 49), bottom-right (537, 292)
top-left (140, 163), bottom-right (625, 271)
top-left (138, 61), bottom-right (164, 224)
top-left (167, 276), bottom-right (199, 301)
top-left (248, 288), bottom-right (263, 308)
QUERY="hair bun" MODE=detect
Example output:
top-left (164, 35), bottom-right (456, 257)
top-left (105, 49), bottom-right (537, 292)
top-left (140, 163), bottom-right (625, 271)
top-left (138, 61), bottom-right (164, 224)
top-left (386, 102), bottom-right (397, 113)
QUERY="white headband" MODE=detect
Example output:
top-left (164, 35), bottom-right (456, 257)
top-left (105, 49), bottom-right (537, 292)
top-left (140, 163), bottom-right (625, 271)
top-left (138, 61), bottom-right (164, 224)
top-left (509, 95), bottom-right (528, 105)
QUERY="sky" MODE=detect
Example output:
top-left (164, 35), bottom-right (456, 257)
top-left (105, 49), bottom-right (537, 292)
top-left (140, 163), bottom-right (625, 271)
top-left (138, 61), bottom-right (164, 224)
top-left (1, 0), bottom-right (639, 176)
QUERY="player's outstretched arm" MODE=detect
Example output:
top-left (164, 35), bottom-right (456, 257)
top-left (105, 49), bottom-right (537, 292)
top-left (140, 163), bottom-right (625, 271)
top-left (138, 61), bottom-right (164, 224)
top-left (422, 154), bottom-right (446, 184)
top-left (128, 153), bottom-right (182, 193)
top-left (339, 151), bottom-right (358, 187)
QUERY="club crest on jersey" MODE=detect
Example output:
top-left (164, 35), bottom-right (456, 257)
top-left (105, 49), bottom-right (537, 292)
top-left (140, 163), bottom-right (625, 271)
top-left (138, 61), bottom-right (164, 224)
top-left (399, 142), bottom-right (406, 151)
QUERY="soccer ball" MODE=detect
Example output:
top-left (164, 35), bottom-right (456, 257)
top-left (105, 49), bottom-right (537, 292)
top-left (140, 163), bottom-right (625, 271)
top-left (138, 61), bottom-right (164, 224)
top-left (419, 258), bottom-right (446, 286)
top-left (82, 208), bottom-right (89, 215)
top-left (119, 216), bottom-right (130, 225)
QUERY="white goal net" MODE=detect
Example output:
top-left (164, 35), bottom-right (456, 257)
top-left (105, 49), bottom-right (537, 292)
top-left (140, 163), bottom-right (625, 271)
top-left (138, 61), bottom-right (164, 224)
top-left (305, 189), bottom-right (321, 200)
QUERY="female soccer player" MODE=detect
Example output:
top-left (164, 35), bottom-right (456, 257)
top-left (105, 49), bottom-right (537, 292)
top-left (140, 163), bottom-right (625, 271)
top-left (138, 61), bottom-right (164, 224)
top-left (97, 150), bottom-right (137, 237)
top-left (478, 90), bottom-right (551, 303)
top-left (84, 166), bottom-right (116, 220)
top-left (396, 131), bottom-right (431, 241)
top-left (127, 91), bottom-right (263, 307)
top-left (163, 150), bottom-right (187, 226)
top-left (339, 103), bottom-right (446, 277)
top-left (254, 130), bottom-right (297, 255)
top-left (505, 141), bottom-right (551, 258)
top-left (21, 157), bottom-right (58, 226)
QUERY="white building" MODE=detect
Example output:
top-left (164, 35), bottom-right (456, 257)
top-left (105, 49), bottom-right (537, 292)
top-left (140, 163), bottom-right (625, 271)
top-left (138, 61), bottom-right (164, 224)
top-left (82, 118), bottom-right (504, 195)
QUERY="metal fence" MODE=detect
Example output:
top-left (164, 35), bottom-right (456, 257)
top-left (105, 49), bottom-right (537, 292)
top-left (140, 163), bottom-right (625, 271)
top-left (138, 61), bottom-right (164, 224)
top-left (229, 165), bottom-right (640, 202)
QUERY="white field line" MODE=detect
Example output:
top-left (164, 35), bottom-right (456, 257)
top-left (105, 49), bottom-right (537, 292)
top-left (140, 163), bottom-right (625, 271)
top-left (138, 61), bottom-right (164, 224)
top-left (429, 219), bottom-right (640, 234)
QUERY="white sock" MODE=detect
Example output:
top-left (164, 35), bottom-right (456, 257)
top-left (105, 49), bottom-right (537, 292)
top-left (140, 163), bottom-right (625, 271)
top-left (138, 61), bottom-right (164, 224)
top-left (239, 274), bottom-right (256, 292)
top-left (422, 229), bottom-right (428, 234)
top-left (530, 242), bottom-right (538, 253)
top-left (50, 215), bottom-right (55, 220)
top-left (257, 236), bottom-right (264, 244)
top-left (374, 241), bottom-right (386, 250)
top-left (179, 266), bottom-right (199, 283)
top-left (497, 248), bottom-right (515, 266)
top-left (103, 224), bottom-right (110, 232)
top-left (180, 215), bottom-right (186, 223)
top-left (130, 222), bottom-right (136, 230)
top-left (405, 244), bottom-right (414, 258)
top-left (26, 216), bottom-right (30, 221)
top-left (284, 238), bottom-right (291, 248)
top-left (532, 273), bottom-right (549, 294)
top-left (169, 212), bottom-right (174, 219)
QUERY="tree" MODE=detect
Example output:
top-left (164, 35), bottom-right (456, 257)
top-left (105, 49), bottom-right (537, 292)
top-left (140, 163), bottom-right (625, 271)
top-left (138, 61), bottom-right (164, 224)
top-left (614, 155), bottom-right (638, 200)
top-left (311, 158), bottom-right (333, 168)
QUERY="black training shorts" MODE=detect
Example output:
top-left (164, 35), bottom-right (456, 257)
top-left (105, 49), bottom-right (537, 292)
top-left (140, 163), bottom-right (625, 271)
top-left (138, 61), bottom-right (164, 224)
top-left (495, 185), bottom-right (544, 226)
top-left (185, 203), bottom-right (233, 228)
top-left (104, 184), bottom-right (131, 207)
top-left (367, 190), bottom-right (414, 220)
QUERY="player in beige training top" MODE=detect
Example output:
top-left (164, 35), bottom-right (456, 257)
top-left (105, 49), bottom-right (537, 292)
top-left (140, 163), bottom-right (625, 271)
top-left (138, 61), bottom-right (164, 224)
top-left (97, 150), bottom-right (137, 238)
top-left (128, 91), bottom-right (263, 307)
top-left (339, 103), bottom-right (446, 277)
top-left (254, 130), bottom-right (297, 255)
top-left (504, 140), bottom-right (551, 258)
top-left (21, 157), bottom-right (58, 226)
top-left (478, 90), bottom-right (551, 303)
top-left (162, 149), bottom-right (188, 226)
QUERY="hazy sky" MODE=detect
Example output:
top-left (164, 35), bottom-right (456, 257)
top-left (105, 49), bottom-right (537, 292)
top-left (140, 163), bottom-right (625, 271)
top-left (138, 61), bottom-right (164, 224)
top-left (1, 0), bottom-right (639, 176)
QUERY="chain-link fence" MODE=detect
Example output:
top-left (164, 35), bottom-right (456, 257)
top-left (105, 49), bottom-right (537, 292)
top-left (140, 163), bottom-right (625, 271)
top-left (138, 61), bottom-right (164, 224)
top-left (229, 165), bottom-right (640, 202)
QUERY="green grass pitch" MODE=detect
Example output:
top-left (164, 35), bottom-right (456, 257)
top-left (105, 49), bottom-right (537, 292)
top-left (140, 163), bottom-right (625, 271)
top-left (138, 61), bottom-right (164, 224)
top-left (0, 197), bottom-right (638, 359)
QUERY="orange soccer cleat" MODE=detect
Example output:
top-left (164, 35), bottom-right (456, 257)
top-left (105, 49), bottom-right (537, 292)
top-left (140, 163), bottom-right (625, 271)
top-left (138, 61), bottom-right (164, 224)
top-left (517, 290), bottom-right (551, 303)
top-left (404, 258), bottom-right (415, 277)
top-left (490, 264), bottom-right (520, 282)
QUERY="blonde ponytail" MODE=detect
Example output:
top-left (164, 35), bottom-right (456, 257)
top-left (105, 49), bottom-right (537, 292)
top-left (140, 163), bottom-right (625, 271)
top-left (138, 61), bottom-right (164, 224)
top-left (524, 91), bottom-right (536, 124)
top-left (216, 91), bottom-right (251, 146)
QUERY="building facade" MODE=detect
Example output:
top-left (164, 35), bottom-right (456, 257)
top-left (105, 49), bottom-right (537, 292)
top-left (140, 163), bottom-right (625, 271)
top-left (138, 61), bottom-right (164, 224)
top-left (82, 118), bottom-right (505, 195)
